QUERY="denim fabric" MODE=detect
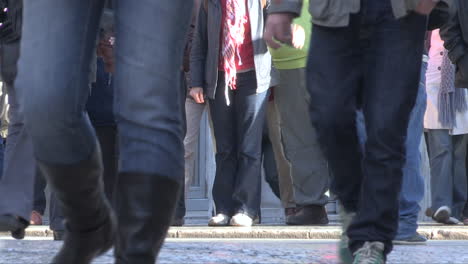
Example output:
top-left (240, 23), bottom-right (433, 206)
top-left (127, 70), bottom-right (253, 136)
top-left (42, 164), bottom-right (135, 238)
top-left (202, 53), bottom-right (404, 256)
top-left (86, 58), bottom-right (115, 127)
top-left (32, 169), bottom-right (47, 215)
top-left (16, 0), bottom-right (192, 182)
top-left (357, 62), bottom-right (428, 240)
top-left (396, 62), bottom-right (427, 239)
top-left (0, 137), bottom-right (4, 181)
top-left (209, 71), bottom-right (268, 218)
top-left (307, 0), bottom-right (427, 255)
top-left (428, 130), bottom-right (468, 219)
top-left (0, 82), bottom-right (37, 221)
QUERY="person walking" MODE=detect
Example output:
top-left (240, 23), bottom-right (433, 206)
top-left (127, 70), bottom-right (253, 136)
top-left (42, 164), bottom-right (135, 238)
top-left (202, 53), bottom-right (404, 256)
top-left (191, 0), bottom-right (277, 227)
top-left (265, 0), bottom-right (449, 263)
top-left (13, 1), bottom-right (193, 264)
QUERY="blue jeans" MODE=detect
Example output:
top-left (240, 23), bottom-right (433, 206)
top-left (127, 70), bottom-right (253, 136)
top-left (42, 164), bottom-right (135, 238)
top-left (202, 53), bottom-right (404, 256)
top-left (209, 71), bottom-right (268, 218)
top-left (307, 0), bottom-right (427, 255)
top-left (396, 62), bottom-right (427, 239)
top-left (357, 62), bottom-right (428, 239)
top-left (16, 0), bottom-right (192, 181)
top-left (0, 137), bottom-right (4, 180)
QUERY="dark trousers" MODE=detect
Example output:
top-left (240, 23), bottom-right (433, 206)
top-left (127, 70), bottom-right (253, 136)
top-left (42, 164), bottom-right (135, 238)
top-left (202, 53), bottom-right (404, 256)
top-left (307, 0), bottom-right (427, 255)
top-left (33, 169), bottom-right (46, 214)
top-left (209, 71), bottom-right (268, 218)
top-left (262, 130), bottom-right (281, 200)
top-left (174, 71), bottom-right (189, 220)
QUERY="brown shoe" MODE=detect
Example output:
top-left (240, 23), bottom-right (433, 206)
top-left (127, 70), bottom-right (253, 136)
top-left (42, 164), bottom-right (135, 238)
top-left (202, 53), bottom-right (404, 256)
top-left (463, 217), bottom-right (468, 226)
top-left (30, 211), bottom-right (43, 225)
top-left (286, 205), bottom-right (329, 225)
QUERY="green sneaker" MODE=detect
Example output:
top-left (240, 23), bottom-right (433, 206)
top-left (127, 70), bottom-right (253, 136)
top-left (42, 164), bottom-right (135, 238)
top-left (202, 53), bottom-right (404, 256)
top-left (352, 242), bottom-right (385, 264)
top-left (338, 204), bottom-right (356, 264)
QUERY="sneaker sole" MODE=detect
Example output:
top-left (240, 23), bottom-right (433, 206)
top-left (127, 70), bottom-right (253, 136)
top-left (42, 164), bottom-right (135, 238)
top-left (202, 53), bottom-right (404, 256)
top-left (433, 206), bottom-right (451, 223)
top-left (393, 240), bottom-right (427, 245)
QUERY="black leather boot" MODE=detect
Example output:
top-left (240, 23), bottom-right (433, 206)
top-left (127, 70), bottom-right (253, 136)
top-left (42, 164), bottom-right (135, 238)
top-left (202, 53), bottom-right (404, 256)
top-left (37, 147), bottom-right (116, 264)
top-left (114, 173), bottom-right (181, 264)
top-left (0, 214), bottom-right (28, 239)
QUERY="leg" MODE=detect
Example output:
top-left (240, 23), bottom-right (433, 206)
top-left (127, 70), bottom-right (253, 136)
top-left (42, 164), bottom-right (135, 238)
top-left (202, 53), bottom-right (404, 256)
top-left (262, 129), bottom-right (281, 199)
top-left (451, 134), bottom-right (468, 219)
top-left (396, 61), bottom-right (427, 240)
top-left (266, 100), bottom-right (295, 209)
top-left (233, 71), bottom-right (268, 219)
top-left (112, 1), bottom-right (192, 262)
top-left (0, 81), bottom-right (36, 237)
top-left (428, 130), bottom-right (454, 213)
top-left (209, 77), bottom-right (237, 217)
top-left (276, 68), bottom-right (329, 225)
top-left (183, 99), bottom-right (206, 192)
top-left (95, 125), bottom-right (118, 204)
top-left (307, 23), bottom-right (362, 215)
top-left (31, 168), bottom-right (47, 225)
top-left (350, 8), bottom-right (427, 254)
top-left (276, 68), bottom-right (329, 207)
top-left (49, 191), bottom-right (65, 236)
top-left (17, 1), bottom-right (115, 262)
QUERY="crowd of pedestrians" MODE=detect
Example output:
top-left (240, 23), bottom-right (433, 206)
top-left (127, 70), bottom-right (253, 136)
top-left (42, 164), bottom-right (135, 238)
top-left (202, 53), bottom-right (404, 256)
top-left (0, 0), bottom-right (466, 264)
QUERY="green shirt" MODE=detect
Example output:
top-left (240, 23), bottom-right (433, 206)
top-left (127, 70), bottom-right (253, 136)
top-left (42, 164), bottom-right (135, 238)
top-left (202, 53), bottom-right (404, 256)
top-left (269, 0), bottom-right (311, 70)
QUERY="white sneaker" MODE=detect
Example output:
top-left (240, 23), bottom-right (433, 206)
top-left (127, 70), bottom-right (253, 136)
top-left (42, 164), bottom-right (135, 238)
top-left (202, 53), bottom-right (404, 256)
top-left (230, 213), bottom-right (254, 227)
top-left (208, 214), bottom-right (230, 226)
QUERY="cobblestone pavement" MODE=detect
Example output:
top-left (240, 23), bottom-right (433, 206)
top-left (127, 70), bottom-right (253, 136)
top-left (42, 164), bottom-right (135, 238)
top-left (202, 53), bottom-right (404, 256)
top-left (1, 237), bottom-right (467, 263)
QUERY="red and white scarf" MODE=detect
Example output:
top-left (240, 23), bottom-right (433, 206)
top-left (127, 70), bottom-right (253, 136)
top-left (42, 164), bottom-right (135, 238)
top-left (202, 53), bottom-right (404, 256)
top-left (221, 0), bottom-right (248, 105)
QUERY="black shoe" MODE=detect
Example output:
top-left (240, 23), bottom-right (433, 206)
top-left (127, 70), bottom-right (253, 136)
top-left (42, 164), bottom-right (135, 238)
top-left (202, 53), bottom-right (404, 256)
top-left (114, 173), bottom-right (181, 264)
top-left (426, 206), bottom-right (457, 224)
top-left (171, 217), bottom-right (185, 227)
top-left (393, 233), bottom-right (427, 245)
top-left (52, 209), bottom-right (116, 264)
top-left (0, 214), bottom-right (28, 239)
top-left (38, 146), bottom-right (116, 264)
top-left (286, 205), bottom-right (329, 225)
top-left (53, 230), bottom-right (65, 241)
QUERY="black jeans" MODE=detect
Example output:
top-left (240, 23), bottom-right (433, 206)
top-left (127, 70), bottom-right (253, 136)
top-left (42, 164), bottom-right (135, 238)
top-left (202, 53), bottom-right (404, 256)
top-left (209, 71), bottom-right (268, 218)
top-left (307, 0), bottom-right (427, 256)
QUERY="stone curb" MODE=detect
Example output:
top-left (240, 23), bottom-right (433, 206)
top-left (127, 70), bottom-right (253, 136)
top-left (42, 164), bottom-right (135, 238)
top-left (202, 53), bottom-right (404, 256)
top-left (2, 225), bottom-right (468, 240)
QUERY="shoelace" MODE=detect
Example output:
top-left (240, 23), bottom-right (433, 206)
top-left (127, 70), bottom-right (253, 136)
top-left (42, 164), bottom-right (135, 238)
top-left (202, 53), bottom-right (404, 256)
top-left (353, 242), bottom-right (383, 264)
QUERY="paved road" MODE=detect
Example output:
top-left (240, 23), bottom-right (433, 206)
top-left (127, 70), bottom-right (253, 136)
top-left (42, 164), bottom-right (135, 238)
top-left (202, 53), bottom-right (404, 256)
top-left (1, 238), bottom-right (467, 263)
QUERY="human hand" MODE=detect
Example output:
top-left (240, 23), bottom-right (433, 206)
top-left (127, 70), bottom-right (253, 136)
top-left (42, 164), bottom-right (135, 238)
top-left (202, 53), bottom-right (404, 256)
top-left (291, 24), bottom-right (305, 49)
top-left (190, 87), bottom-right (205, 104)
top-left (264, 13), bottom-right (295, 49)
top-left (415, 0), bottom-right (437, 15)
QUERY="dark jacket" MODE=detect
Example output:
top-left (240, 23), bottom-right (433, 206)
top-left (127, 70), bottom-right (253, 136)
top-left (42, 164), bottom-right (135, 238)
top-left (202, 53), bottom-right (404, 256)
top-left (440, 0), bottom-right (468, 88)
top-left (269, 0), bottom-right (451, 27)
top-left (190, 0), bottom-right (278, 100)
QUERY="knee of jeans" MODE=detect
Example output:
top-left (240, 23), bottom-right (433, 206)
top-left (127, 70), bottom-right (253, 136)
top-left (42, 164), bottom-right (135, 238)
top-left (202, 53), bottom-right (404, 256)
top-left (310, 107), bottom-right (355, 139)
top-left (22, 96), bottom-right (82, 135)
